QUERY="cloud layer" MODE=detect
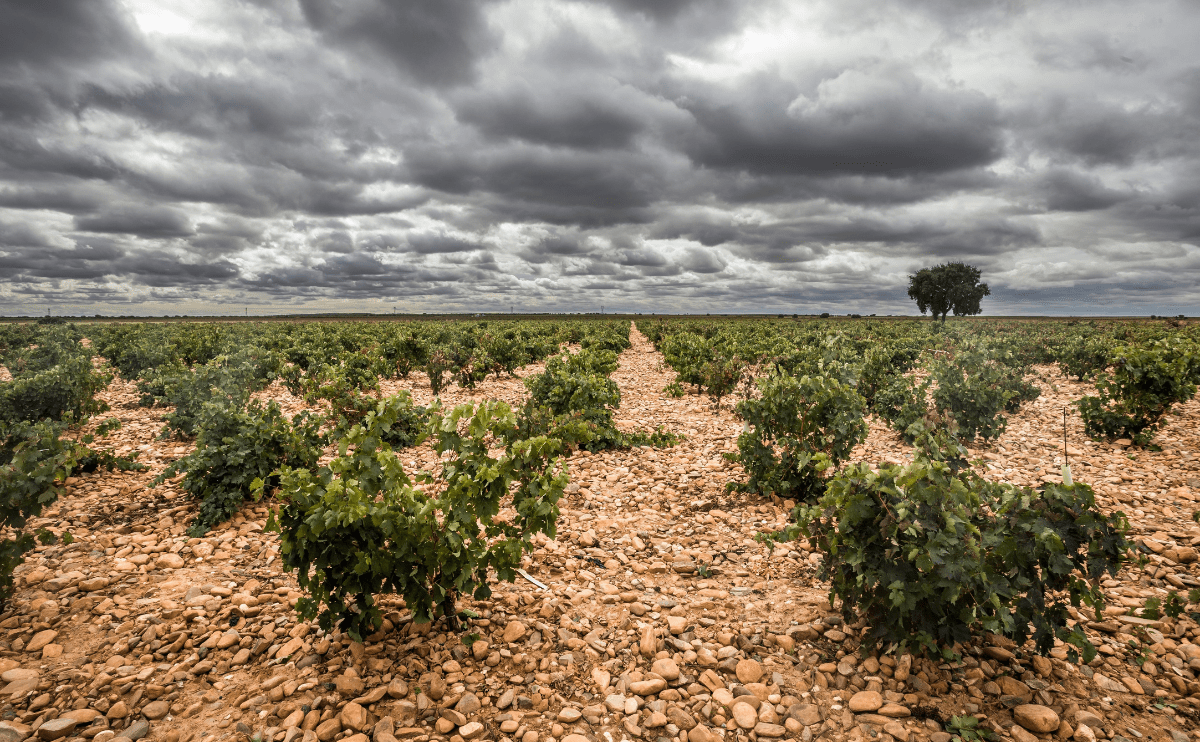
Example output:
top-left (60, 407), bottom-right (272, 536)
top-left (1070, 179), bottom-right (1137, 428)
top-left (1, 0), bottom-right (1198, 315)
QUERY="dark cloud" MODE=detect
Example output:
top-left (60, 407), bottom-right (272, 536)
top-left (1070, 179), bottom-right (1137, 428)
top-left (0, 0), bottom-right (1197, 314)
top-left (681, 68), bottom-right (1003, 177)
top-left (407, 232), bottom-right (485, 254)
top-left (0, 0), bottom-right (141, 67)
top-left (455, 84), bottom-right (645, 150)
top-left (74, 205), bottom-right (193, 238)
top-left (297, 0), bottom-right (497, 87)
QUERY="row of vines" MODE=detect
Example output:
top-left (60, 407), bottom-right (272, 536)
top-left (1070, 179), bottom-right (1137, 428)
top-left (644, 316), bottom-right (1200, 659)
top-left (4, 315), bottom-right (1200, 661)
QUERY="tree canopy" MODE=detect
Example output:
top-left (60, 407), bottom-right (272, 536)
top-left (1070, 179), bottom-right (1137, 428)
top-left (907, 262), bottom-right (990, 322)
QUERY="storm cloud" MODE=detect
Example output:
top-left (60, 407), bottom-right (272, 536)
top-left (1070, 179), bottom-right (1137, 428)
top-left (1, 0), bottom-right (1198, 315)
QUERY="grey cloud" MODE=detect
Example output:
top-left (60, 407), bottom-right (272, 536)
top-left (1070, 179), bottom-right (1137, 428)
top-left (455, 83), bottom-right (645, 150)
top-left (74, 205), bottom-right (193, 237)
top-left (297, 0), bottom-right (497, 87)
top-left (0, 0), bottom-right (142, 67)
top-left (679, 247), bottom-right (726, 273)
top-left (2, 0), bottom-right (1199, 315)
top-left (680, 68), bottom-right (1003, 177)
top-left (407, 232), bottom-right (485, 254)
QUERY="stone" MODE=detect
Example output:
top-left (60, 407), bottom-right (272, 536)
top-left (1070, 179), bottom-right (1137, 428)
top-left (667, 707), bottom-right (696, 730)
top-left (1073, 725), bottom-right (1097, 742)
top-left (997, 676), bottom-right (1032, 700)
top-left (503, 621), bottom-right (527, 643)
top-left (36, 719), bottom-right (78, 741)
top-left (336, 675), bottom-right (365, 696)
top-left (652, 658), bottom-right (680, 681)
top-left (340, 702), bottom-right (369, 732)
top-left (605, 695), bottom-right (626, 713)
top-left (455, 694), bottom-right (481, 715)
top-left (666, 616), bottom-right (688, 635)
top-left (592, 667), bottom-right (611, 692)
top-left (645, 712), bottom-right (667, 729)
top-left (688, 726), bottom-right (717, 742)
top-left (316, 719), bottom-right (342, 741)
top-left (753, 723), bottom-right (786, 738)
top-left (427, 676), bottom-right (446, 701)
top-left (877, 704), bottom-right (910, 718)
top-left (26, 631), bottom-right (57, 652)
top-left (1092, 674), bottom-right (1127, 694)
top-left (1011, 725), bottom-right (1039, 742)
top-left (847, 691), bottom-right (883, 713)
top-left (1013, 705), bottom-right (1059, 734)
top-left (156, 553), bottom-right (185, 570)
top-left (120, 720), bottom-right (150, 741)
top-left (387, 677), bottom-right (409, 698)
top-left (883, 721), bottom-right (910, 742)
top-left (107, 701), bottom-right (129, 720)
top-left (562, 735), bottom-right (589, 742)
top-left (0, 721), bottom-right (29, 742)
top-left (558, 708), bottom-right (582, 723)
top-left (142, 701), bottom-right (170, 720)
top-left (735, 659), bottom-right (763, 684)
top-left (732, 702), bottom-right (758, 729)
top-left (640, 625), bottom-right (657, 657)
top-left (630, 678), bottom-right (666, 696)
top-left (786, 704), bottom-right (822, 727)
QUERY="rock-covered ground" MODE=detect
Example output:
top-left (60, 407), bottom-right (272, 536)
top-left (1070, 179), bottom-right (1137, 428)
top-left (5, 324), bottom-right (1200, 742)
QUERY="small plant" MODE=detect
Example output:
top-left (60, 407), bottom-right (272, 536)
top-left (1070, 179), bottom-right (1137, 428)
top-left (264, 397), bottom-right (569, 641)
top-left (728, 373), bottom-right (867, 502)
top-left (770, 428), bottom-right (1130, 661)
top-left (0, 422), bottom-right (77, 605)
top-left (663, 381), bottom-right (685, 398)
top-left (154, 399), bottom-right (324, 535)
top-left (1137, 596), bottom-right (1163, 620)
top-left (1078, 337), bottom-right (1199, 446)
top-left (1128, 640), bottom-right (1151, 667)
top-left (947, 715), bottom-right (992, 742)
top-left (1163, 590), bottom-right (1186, 619)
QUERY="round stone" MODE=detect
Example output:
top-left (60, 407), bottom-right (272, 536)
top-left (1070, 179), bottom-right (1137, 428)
top-left (1013, 705), bottom-right (1060, 734)
top-left (847, 691), bottom-right (883, 713)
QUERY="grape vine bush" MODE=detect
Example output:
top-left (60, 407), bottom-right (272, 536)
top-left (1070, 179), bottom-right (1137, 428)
top-left (1078, 338), bottom-right (1200, 445)
top-left (768, 430), bottom-right (1130, 660)
top-left (154, 399), bottom-right (325, 535)
top-left (728, 373), bottom-right (867, 502)
top-left (263, 397), bottom-right (568, 641)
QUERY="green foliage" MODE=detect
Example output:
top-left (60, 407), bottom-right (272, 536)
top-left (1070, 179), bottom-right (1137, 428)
top-left (264, 398), bottom-right (568, 641)
top-left (907, 262), bottom-right (990, 323)
top-left (729, 373), bottom-right (867, 501)
top-left (776, 434), bottom-right (1130, 660)
top-left (139, 347), bottom-right (279, 438)
top-left (930, 345), bottom-right (1038, 443)
top-left (947, 715), bottom-right (992, 742)
top-left (424, 349), bottom-right (454, 397)
top-left (154, 399), bottom-right (324, 535)
top-left (0, 327), bottom-right (110, 425)
top-left (873, 375), bottom-right (930, 442)
top-left (0, 422), bottom-right (76, 605)
top-left (1056, 337), bottom-right (1113, 381)
top-left (1078, 338), bottom-right (1200, 446)
top-left (523, 348), bottom-right (674, 451)
top-left (663, 381), bottom-right (685, 398)
top-left (701, 356), bottom-right (745, 408)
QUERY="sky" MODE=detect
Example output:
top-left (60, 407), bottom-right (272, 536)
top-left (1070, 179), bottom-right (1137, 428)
top-left (1, 0), bottom-right (1198, 317)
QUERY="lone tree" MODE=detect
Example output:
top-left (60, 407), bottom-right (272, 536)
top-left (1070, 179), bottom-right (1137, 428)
top-left (907, 262), bottom-right (990, 323)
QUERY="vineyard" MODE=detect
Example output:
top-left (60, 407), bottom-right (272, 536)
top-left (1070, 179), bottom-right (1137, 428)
top-left (2, 316), bottom-right (1200, 742)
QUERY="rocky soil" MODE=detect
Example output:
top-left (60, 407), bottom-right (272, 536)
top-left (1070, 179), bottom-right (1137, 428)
top-left (4, 324), bottom-right (1200, 742)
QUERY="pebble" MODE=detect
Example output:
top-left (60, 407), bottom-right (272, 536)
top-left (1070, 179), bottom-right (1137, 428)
top-left (1014, 704), bottom-right (1060, 734)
